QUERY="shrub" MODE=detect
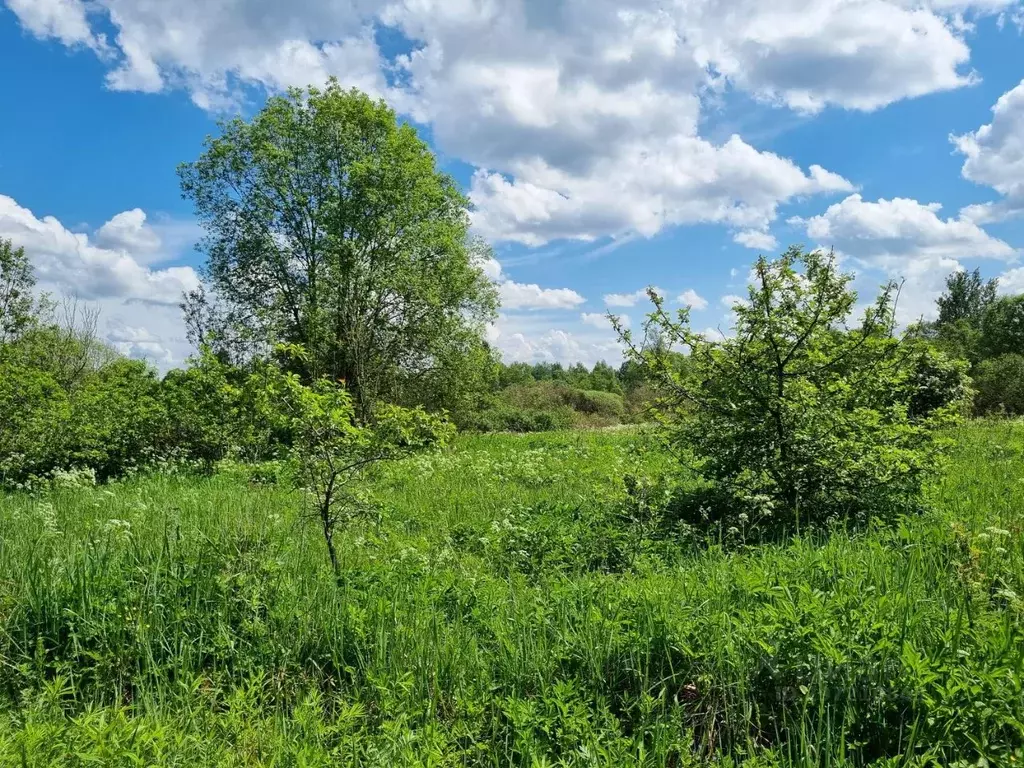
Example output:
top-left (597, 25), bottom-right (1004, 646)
top-left (65, 358), bottom-right (168, 480)
top-left (905, 342), bottom-right (973, 420)
top-left (0, 362), bottom-right (69, 485)
top-left (974, 353), bottom-right (1024, 416)
top-left (160, 353), bottom-right (239, 468)
top-left (563, 389), bottom-right (625, 418)
top-left (471, 381), bottom-right (626, 432)
top-left (619, 247), bottom-right (962, 537)
top-left (469, 404), bottom-right (576, 433)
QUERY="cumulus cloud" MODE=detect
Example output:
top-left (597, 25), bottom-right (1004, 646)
top-left (492, 325), bottom-right (623, 367)
top-left (0, 194), bottom-right (200, 367)
top-left (482, 255), bottom-right (586, 310)
top-left (8, 0), bottom-right (1001, 247)
top-left (498, 281), bottom-right (585, 310)
top-left (604, 287), bottom-right (665, 307)
top-left (794, 193), bottom-right (1016, 322)
top-left (5, 0), bottom-right (100, 48)
top-left (468, 141), bottom-right (853, 246)
top-left (94, 208), bottom-right (162, 255)
top-left (477, 255), bottom-right (504, 282)
top-left (677, 289), bottom-right (709, 310)
top-left (720, 294), bottom-right (746, 308)
top-left (694, 0), bottom-right (978, 114)
top-left (953, 78), bottom-right (1024, 224)
top-left (997, 266), bottom-right (1024, 295)
top-left (797, 194), bottom-right (1015, 261)
top-left (734, 229), bottom-right (779, 251)
top-left (581, 311), bottom-right (629, 329)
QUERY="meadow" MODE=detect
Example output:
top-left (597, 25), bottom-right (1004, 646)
top-left (1, 424), bottom-right (1023, 766)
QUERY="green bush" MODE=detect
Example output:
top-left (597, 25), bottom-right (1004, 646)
top-left (974, 353), bottom-right (1024, 416)
top-left (159, 355), bottom-right (239, 468)
top-left (65, 359), bottom-right (168, 480)
top-left (905, 342), bottom-right (973, 420)
top-left (563, 389), bottom-right (625, 418)
top-left (623, 248), bottom-right (963, 537)
top-left (0, 362), bottom-right (69, 484)
top-left (470, 381), bottom-right (626, 432)
top-left (469, 404), bottom-right (576, 433)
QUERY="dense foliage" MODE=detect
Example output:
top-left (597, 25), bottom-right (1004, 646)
top-left (3, 78), bottom-right (1024, 765)
top-left (2, 426), bottom-right (1024, 766)
top-left (924, 269), bottom-right (1024, 415)
top-left (179, 80), bottom-right (498, 421)
top-left (620, 248), bottom-right (969, 535)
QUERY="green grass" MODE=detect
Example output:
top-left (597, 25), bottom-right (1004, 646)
top-left (1, 425), bottom-right (1023, 766)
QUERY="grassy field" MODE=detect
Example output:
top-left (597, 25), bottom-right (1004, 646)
top-left (1, 425), bottom-right (1023, 766)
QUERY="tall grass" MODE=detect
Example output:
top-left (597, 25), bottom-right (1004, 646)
top-left (1, 425), bottom-right (1023, 766)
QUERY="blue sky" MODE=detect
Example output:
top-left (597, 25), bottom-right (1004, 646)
top-left (1, 0), bottom-right (1022, 369)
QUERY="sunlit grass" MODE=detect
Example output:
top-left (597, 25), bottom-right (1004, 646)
top-left (1, 423), bottom-right (1023, 766)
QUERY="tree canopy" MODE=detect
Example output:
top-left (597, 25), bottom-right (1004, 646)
top-left (619, 247), bottom-right (968, 535)
top-left (936, 268), bottom-right (997, 329)
top-left (179, 80), bottom-right (498, 420)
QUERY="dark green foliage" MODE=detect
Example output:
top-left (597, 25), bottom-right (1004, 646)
top-left (158, 352), bottom-right (239, 467)
top-left (937, 268), bottom-right (997, 329)
top-left (179, 80), bottom-right (497, 420)
top-left (563, 388), bottom-right (626, 418)
top-left (974, 353), bottom-right (1024, 415)
top-left (0, 362), bottom-right (69, 483)
top-left (0, 238), bottom-right (38, 345)
top-left (64, 359), bottom-right (167, 480)
top-left (905, 342), bottom-right (973, 420)
top-left (620, 247), bottom-right (968, 536)
top-left (469, 403), bottom-right (577, 433)
top-left (981, 294), bottom-right (1024, 358)
top-left (471, 380), bottom-right (627, 432)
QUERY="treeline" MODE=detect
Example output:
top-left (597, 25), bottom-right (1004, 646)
top-left (468, 360), bottom-right (652, 432)
top-left (2, 80), bottom-right (1024, 489)
top-left (916, 268), bottom-right (1024, 416)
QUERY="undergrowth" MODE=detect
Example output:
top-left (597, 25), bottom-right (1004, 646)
top-left (1, 425), bottom-right (1023, 765)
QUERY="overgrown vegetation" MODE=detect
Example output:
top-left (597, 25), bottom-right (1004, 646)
top-left (2, 80), bottom-right (1024, 765)
top-left (618, 248), bottom-right (969, 536)
top-left (2, 426), bottom-right (1024, 765)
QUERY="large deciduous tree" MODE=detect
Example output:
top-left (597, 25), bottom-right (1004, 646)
top-left (937, 268), bottom-right (997, 329)
top-left (981, 295), bottom-right (1024, 359)
top-left (0, 238), bottom-right (38, 346)
top-left (179, 81), bottom-right (498, 420)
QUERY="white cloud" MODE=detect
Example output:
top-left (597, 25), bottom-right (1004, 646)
top-left (798, 194), bottom-right (1015, 261)
top-left (478, 254), bottom-right (584, 310)
top-left (701, 326), bottom-right (728, 342)
top-left (604, 286), bottom-right (666, 307)
top-left (694, 0), bottom-right (979, 114)
top-left (94, 208), bottom-right (162, 256)
top-left (5, 0), bottom-right (100, 48)
top-left (495, 326), bottom-right (622, 367)
top-left (733, 229), bottom-right (778, 251)
top-left (468, 139), bottom-right (852, 246)
top-left (0, 194), bottom-right (200, 368)
top-left (604, 289), bottom-right (647, 307)
top-left (953, 78), bottom-right (1024, 223)
top-left (677, 289), bottom-right (709, 310)
top-left (477, 255), bottom-right (504, 282)
top-left (795, 193), bottom-right (1017, 322)
top-left (581, 311), bottom-right (629, 329)
top-left (104, 318), bottom-right (176, 365)
top-left (720, 293), bottom-right (746, 308)
top-left (997, 266), bottom-right (1024, 295)
top-left (497, 281), bottom-right (585, 310)
top-left (9, 0), bottom-right (1000, 248)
